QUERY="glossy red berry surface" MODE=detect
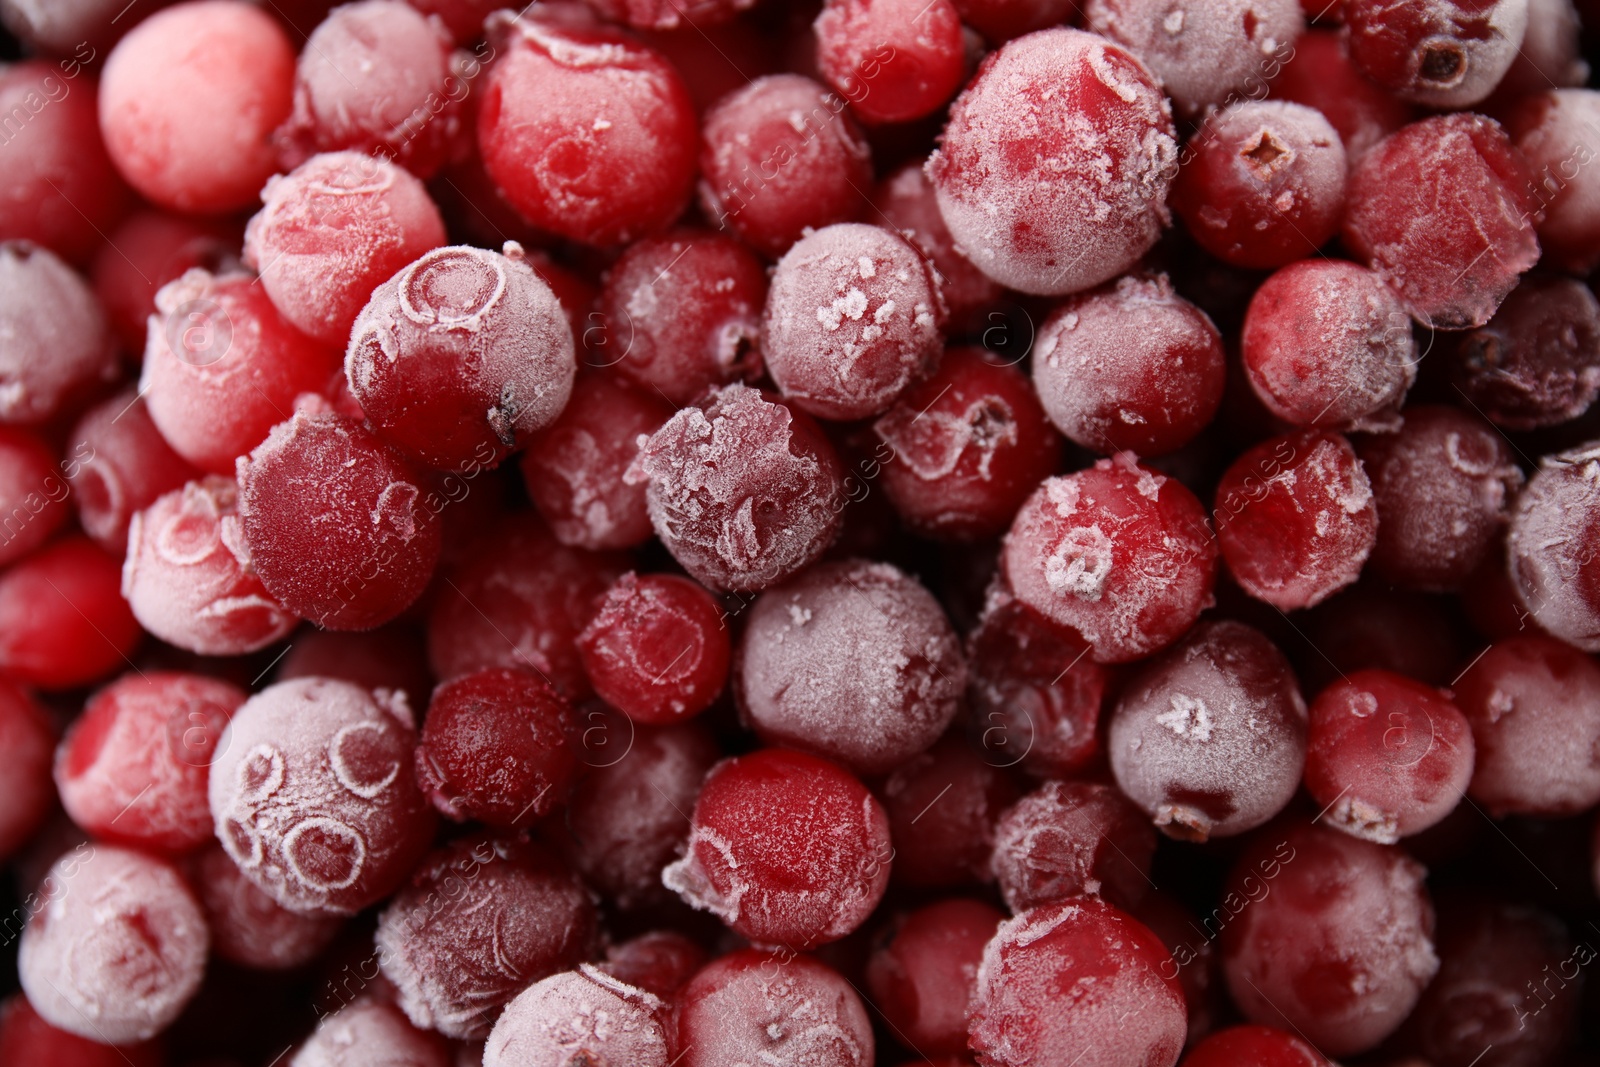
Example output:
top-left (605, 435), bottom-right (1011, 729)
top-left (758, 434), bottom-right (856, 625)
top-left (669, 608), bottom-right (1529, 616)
top-left (0, 426), bottom-right (71, 568)
top-left (813, 0), bottom-right (966, 124)
top-left (578, 571), bottom-right (729, 724)
top-left (866, 898), bottom-right (1004, 1057)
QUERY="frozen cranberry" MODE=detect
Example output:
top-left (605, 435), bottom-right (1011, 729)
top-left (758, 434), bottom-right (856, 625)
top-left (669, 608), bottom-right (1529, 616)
top-left (1131, 890), bottom-right (1222, 1040)
top-left (478, 12), bottom-right (696, 246)
top-left (485, 965), bottom-right (670, 1067)
top-left (0, 427), bottom-right (70, 568)
top-left (562, 719), bottom-right (719, 909)
top-left (123, 476), bottom-right (299, 656)
top-left (678, 949), bottom-right (874, 1067)
top-left (276, 2), bottom-right (466, 179)
top-left (1453, 635), bottom-right (1600, 816)
top-left (664, 748), bottom-right (891, 949)
top-left (872, 162), bottom-right (1003, 326)
top-left (415, 668), bottom-right (579, 827)
top-left (377, 835), bottom-right (596, 1039)
top-left (0, 62), bottom-right (130, 266)
top-left (587, 0), bottom-right (756, 28)
top-left (953, 0), bottom-right (1077, 40)
top-left (0, 242), bottom-right (119, 426)
top-left (1110, 621), bottom-right (1306, 841)
top-left (292, 999), bottom-right (451, 1067)
top-left (1358, 406), bottom-right (1521, 590)
top-left (992, 780), bottom-right (1156, 912)
top-left (19, 844), bottom-right (208, 1044)
top-left (1496, 0), bottom-right (1587, 97)
top-left (599, 931), bottom-right (708, 996)
top-left (404, 0), bottom-right (501, 40)
top-left (596, 230), bottom-right (764, 406)
top-left (1173, 102), bottom-right (1346, 270)
top-left (99, 0), bottom-right (295, 212)
top-left (68, 389), bottom-right (197, 557)
top-left (1240, 260), bottom-right (1416, 430)
top-left (347, 243), bottom-right (576, 473)
top-left (1182, 1025), bottom-right (1327, 1067)
top-left (142, 269), bottom-right (341, 474)
top-left (0, 679), bottom-right (53, 861)
top-left (628, 384), bottom-right (846, 592)
top-left (1223, 821), bottom-right (1438, 1056)
top-left (91, 210), bottom-right (241, 354)
top-left (0, 536), bottom-right (142, 690)
top-left (763, 223), bottom-right (945, 421)
top-left (520, 373), bottom-right (671, 551)
top-left (1085, 0), bottom-right (1302, 115)
top-left (1215, 430), bottom-right (1376, 611)
top-left (698, 74), bottom-right (872, 258)
top-left (1002, 453), bottom-right (1217, 664)
top-left (873, 347), bottom-right (1061, 541)
top-left (427, 514), bottom-right (626, 696)
top-left (881, 732), bottom-right (1020, 888)
top-left (208, 677), bottom-right (436, 915)
top-left (191, 842), bottom-right (342, 970)
top-left (1507, 443), bottom-right (1600, 650)
top-left (1344, 0), bottom-right (1528, 108)
top-left (930, 28), bottom-right (1175, 296)
top-left (814, 0), bottom-right (965, 124)
top-left (577, 573), bottom-right (729, 724)
top-left (1402, 894), bottom-right (1580, 1067)
top-left (1454, 275), bottom-right (1600, 432)
top-left (245, 152), bottom-right (447, 348)
top-left (1270, 29), bottom-right (1413, 162)
top-left (56, 671), bottom-right (245, 854)
top-left (970, 897), bottom-right (1186, 1067)
top-left (278, 626), bottom-right (434, 712)
top-left (1033, 274), bottom-right (1226, 456)
top-left (237, 411), bottom-right (443, 631)
top-left (0, 995), bottom-right (162, 1067)
top-left (1507, 90), bottom-right (1600, 275)
top-left (867, 899), bottom-right (1004, 1057)
top-left (1305, 669), bottom-right (1475, 843)
top-left (1342, 114), bottom-right (1539, 330)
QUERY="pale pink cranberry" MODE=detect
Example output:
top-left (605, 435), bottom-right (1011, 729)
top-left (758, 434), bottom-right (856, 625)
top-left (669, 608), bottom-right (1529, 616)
top-left (484, 966), bottom-right (671, 1067)
top-left (676, 950), bottom-right (874, 1067)
top-left (291, 999), bottom-right (451, 1067)
top-left (68, 388), bottom-right (199, 557)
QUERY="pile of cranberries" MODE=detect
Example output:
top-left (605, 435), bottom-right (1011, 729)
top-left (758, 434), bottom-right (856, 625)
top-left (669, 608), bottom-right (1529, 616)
top-left (4, 0), bottom-right (1600, 1064)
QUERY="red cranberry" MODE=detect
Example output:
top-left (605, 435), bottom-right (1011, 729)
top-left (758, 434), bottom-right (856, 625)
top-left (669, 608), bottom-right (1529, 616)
top-left (208, 677), bottom-right (436, 915)
top-left (1215, 430), bottom-right (1376, 611)
top-left (1033, 273), bottom-right (1226, 456)
top-left (404, 0), bottom-right (502, 40)
top-left (1495, 0), bottom-right (1586, 97)
top-left (478, 12), bottom-right (697, 246)
top-left (244, 152), bottom-right (448, 348)
top-left (1452, 274), bottom-right (1600, 431)
top-left (19, 844), bottom-right (208, 1044)
top-left (1222, 821), bottom-right (1438, 1056)
top-left (599, 931), bottom-right (708, 996)
top-left (763, 222), bottom-right (946, 421)
top-left (738, 559), bottom-right (965, 774)
top-left (377, 835), bottom-right (596, 1039)
top-left (294, 999), bottom-right (451, 1067)
top-left (874, 346), bottom-right (1062, 541)
top-left (1269, 29), bottom-right (1413, 161)
top-left (628, 384), bottom-right (847, 592)
top-left (880, 732), bottom-right (1021, 889)
top-left (991, 780), bottom-right (1157, 912)
top-left (237, 412), bottom-right (443, 631)
top-left (663, 747), bottom-right (891, 949)
top-left (969, 897), bottom-right (1187, 1067)
top-left (276, 1), bottom-right (467, 179)
top-left (0, 427), bottom-right (71, 569)
top-left (1342, 114), bottom-right (1539, 329)
top-left (91, 210), bottom-right (242, 354)
top-left (99, 0), bottom-right (295, 212)
top-left (1344, 0), bottom-right (1529, 107)
top-left (1182, 1024), bottom-right (1328, 1067)
top-left (191, 842), bottom-right (342, 970)
top-left (578, 572), bottom-right (730, 724)
top-left (0, 680), bottom-right (54, 862)
top-left (1507, 443), bottom-right (1600, 650)
top-left (0, 242), bottom-right (119, 426)
top-left (866, 899), bottom-right (1005, 1057)
top-left (1305, 669), bottom-right (1475, 843)
top-left (953, 0), bottom-right (1078, 41)
top-left (1453, 634), bottom-right (1600, 816)
top-left (1110, 620), bottom-right (1307, 841)
top-left (586, 0), bottom-right (757, 28)
top-left (676, 949), bottom-right (874, 1067)
top-left (597, 229), bottom-right (765, 406)
top-left (929, 28), bottom-right (1176, 295)
top-left (346, 243), bottom-right (576, 473)
top-left (68, 389), bottom-right (198, 557)
top-left (698, 74), bottom-right (872, 258)
top-left (427, 514), bottom-right (626, 697)
top-left (1001, 453), bottom-right (1218, 664)
top-left (1507, 90), bottom-right (1600, 275)
top-left (0, 536), bottom-right (143, 691)
top-left (277, 625), bottom-right (435, 713)
top-left (485, 965), bottom-right (671, 1067)
top-left (1240, 259), bottom-right (1416, 431)
top-left (871, 162), bottom-right (1003, 327)
top-left (0, 995), bottom-right (162, 1067)
top-left (814, 0), bottom-right (965, 124)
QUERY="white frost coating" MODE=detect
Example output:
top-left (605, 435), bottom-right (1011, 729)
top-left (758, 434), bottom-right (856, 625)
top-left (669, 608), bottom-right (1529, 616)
top-left (928, 28), bottom-right (1177, 296)
top-left (680, 953), bottom-right (874, 1067)
top-left (291, 999), bottom-right (450, 1067)
top-left (738, 559), bottom-right (967, 774)
top-left (1155, 693), bottom-right (1214, 741)
top-left (1508, 442), bottom-right (1600, 650)
top-left (18, 845), bottom-right (209, 1045)
top-left (484, 967), bottom-right (669, 1067)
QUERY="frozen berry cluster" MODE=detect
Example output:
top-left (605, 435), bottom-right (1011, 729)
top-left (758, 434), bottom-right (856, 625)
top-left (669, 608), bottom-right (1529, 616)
top-left (1, 0), bottom-right (1600, 1065)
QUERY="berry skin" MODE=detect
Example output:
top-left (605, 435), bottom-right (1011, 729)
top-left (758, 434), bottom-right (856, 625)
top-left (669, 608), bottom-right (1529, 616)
top-left (190, 842), bottom-right (343, 971)
top-left (1506, 442), bottom-right (1600, 651)
top-left (866, 899), bottom-right (1006, 1057)
top-left (0, 536), bottom-right (143, 691)
top-left (0, 426), bottom-right (71, 569)
top-left (813, 0), bottom-right (966, 124)
top-left (1268, 28), bottom-right (1414, 162)
top-left (1508, 90), bottom-right (1600, 275)
top-left (577, 572), bottom-right (730, 724)
top-left (0, 995), bottom-right (162, 1067)
top-left (677, 949), bottom-right (875, 1067)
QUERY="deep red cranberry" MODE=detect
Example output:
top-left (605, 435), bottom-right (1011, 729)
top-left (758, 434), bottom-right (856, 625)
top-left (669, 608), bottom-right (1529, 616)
top-left (0, 427), bottom-right (71, 569)
top-left (1452, 274), bottom-right (1600, 431)
top-left (600, 931), bottom-right (708, 996)
top-left (0, 536), bottom-right (142, 691)
top-left (191, 841), bottom-right (342, 971)
top-left (991, 780), bottom-right (1157, 912)
top-left (952, 0), bottom-right (1078, 41)
top-left (866, 899), bottom-right (1005, 1057)
top-left (1344, 0), bottom-right (1529, 108)
top-left (0, 995), bottom-right (162, 1067)
top-left (91, 210), bottom-right (242, 354)
top-left (277, 625), bottom-right (435, 713)
top-left (1182, 1025), bottom-right (1328, 1067)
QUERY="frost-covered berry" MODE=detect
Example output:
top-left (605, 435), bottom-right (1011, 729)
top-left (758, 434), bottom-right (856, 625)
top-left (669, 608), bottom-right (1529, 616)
top-left (676, 950), bottom-right (874, 1067)
top-left (881, 733), bottom-right (1021, 889)
top-left (1507, 442), bottom-right (1600, 651)
top-left (190, 842), bottom-right (343, 971)
top-left (484, 966), bottom-right (671, 1067)
top-left (1344, 0), bottom-right (1529, 108)
top-left (991, 780), bottom-right (1156, 913)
